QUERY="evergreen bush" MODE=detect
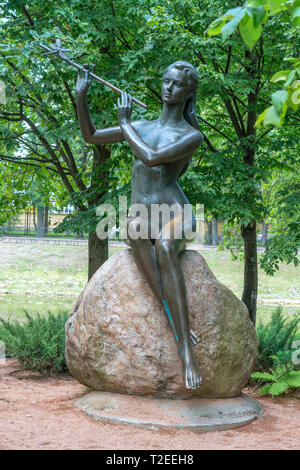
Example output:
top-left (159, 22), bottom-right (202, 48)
top-left (255, 307), bottom-right (300, 372)
top-left (0, 311), bottom-right (69, 375)
top-left (251, 307), bottom-right (300, 396)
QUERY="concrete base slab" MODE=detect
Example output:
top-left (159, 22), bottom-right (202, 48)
top-left (76, 391), bottom-right (263, 433)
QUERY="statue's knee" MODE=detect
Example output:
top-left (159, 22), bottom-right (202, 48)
top-left (155, 239), bottom-right (175, 264)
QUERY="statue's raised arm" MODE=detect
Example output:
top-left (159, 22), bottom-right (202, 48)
top-left (76, 68), bottom-right (125, 145)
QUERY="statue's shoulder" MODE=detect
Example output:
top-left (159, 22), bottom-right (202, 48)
top-left (186, 124), bottom-right (204, 144)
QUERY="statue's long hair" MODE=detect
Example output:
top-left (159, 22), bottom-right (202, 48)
top-left (163, 61), bottom-right (201, 176)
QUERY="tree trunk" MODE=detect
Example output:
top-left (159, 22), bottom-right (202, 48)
top-left (25, 210), bottom-right (29, 234)
top-left (205, 217), bottom-right (212, 245)
top-left (88, 232), bottom-right (108, 280)
top-left (44, 206), bottom-right (49, 234)
top-left (87, 144), bottom-right (111, 280)
top-left (261, 220), bottom-right (267, 247)
top-left (212, 218), bottom-right (218, 246)
top-left (241, 220), bottom-right (258, 326)
top-left (36, 207), bottom-right (45, 238)
top-left (33, 204), bottom-right (37, 231)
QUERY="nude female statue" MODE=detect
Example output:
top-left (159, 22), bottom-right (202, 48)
top-left (76, 61), bottom-right (204, 390)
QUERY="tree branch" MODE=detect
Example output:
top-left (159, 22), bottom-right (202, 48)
top-left (0, 154), bottom-right (59, 173)
top-left (203, 134), bottom-right (218, 152)
top-left (21, 6), bottom-right (34, 27)
top-left (198, 116), bottom-right (233, 143)
top-left (63, 80), bottom-right (77, 117)
top-left (225, 46), bottom-right (232, 74)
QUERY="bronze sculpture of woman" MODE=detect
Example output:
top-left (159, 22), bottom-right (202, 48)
top-left (76, 61), bottom-right (204, 390)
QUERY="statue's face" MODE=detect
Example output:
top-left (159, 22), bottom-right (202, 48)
top-left (161, 68), bottom-right (190, 105)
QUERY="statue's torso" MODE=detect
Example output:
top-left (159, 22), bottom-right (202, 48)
top-left (130, 119), bottom-right (192, 209)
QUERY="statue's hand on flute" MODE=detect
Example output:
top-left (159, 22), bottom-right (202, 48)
top-left (118, 92), bottom-right (133, 127)
top-left (75, 65), bottom-right (95, 96)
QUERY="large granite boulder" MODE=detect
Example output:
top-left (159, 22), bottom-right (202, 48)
top-left (65, 249), bottom-right (258, 398)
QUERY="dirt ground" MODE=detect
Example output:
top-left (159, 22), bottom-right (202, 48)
top-left (0, 358), bottom-right (299, 450)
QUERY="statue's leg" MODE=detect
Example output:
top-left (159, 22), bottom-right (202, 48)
top-left (127, 218), bottom-right (197, 345)
top-left (154, 222), bottom-right (202, 390)
top-left (127, 217), bottom-right (164, 305)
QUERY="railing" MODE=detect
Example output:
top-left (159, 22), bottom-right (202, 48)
top-left (0, 225), bottom-right (88, 240)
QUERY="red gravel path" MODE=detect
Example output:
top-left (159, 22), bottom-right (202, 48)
top-left (0, 359), bottom-right (299, 450)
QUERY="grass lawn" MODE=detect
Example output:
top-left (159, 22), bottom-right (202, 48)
top-left (0, 242), bottom-right (299, 323)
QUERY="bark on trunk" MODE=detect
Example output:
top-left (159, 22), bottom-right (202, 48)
top-left (261, 220), bottom-right (267, 247)
top-left (87, 144), bottom-right (111, 280)
top-left (25, 210), bottom-right (29, 234)
top-left (212, 218), bottom-right (218, 246)
top-left (33, 204), bottom-right (37, 231)
top-left (44, 206), bottom-right (49, 234)
top-left (88, 232), bottom-right (108, 281)
top-left (205, 218), bottom-right (212, 245)
top-left (36, 207), bottom-right (45, 238)
top-left (241, 220), bottom-right (258, 326)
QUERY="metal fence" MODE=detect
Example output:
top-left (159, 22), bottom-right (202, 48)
top-left (0, 225), bottom-right (88, 240)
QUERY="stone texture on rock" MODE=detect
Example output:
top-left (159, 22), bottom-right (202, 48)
top-left (65, 249), bottom-right (258, 398)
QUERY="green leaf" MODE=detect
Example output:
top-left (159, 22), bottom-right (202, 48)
top-left (268, 381), bottom-right (289, 396)
top-left (292, 6), bottom-right (300, 26)
top-left (221, 8), bottom-right (246, 39)
top-left (285, 371), bottom-right (300, 388)
top-left (271, 70), bottom-right (292, 83)
top-left (251, 371), bottom-right (277, 381)
top-left (206, 19), bottom-right (228, 36)
top-left (247, 0), bottom-right (267, 7)
top-left (284, 57), bottom-right (300, 65)
top-left (258, 383), bottom-right (272, 395)
top-left (206, 7), bottom-right (244, 37)
top-left (271, 89), bottom-right (288, 113)
top-left (288, 82), bottom-right (300, 110)
top-left (255, 108), bottom-right (268, 127)
top-left (225, 7), bottom-right (245, 17)
top-left (239, 13), bottom-right (262, 50)
top-left (292, 6), bottom-right (300, 17)
top-left (264, 105), bottom-right (281, 126)
top-left (266, 0), bottom-right (288, 15)
top-left (285, 70), bottom-right (297, 88)
top-left (246, 5), bottom-right (268, 27)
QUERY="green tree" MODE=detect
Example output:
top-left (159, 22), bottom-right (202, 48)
top-left (206, 0), bottom-right (300, 126)
top-left (260, 167), bottom-right (300, 274)
top-left (25, 169), bottom-right (66, 237)
top-left (1, 0), bottom-right (299, 325)
top-left (0, 160), bottom-right (32, 226)
top-left (134, 0), bottom-right (299, 324)
top-left (0, 1), bottom-right (135, 277)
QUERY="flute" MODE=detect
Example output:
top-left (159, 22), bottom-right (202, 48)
top-left (39, 40), bottom-right (147, 109)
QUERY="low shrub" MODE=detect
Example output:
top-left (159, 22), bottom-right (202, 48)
top-left (252, 366), bottom-right (300, 397)
top-left (255, 307), bottom-right (300, 372)
top-left (0, 311), bottom-right (69, 375)
top-left (251, 307), bottom-right (300, 396)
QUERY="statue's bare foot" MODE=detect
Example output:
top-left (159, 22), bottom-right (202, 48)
top-left (178, 346), bottom-right (202, 390)
top-left (184, 359), bottom-right (202, 390)
top-left (190, 329), bottom-right (199, 347)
